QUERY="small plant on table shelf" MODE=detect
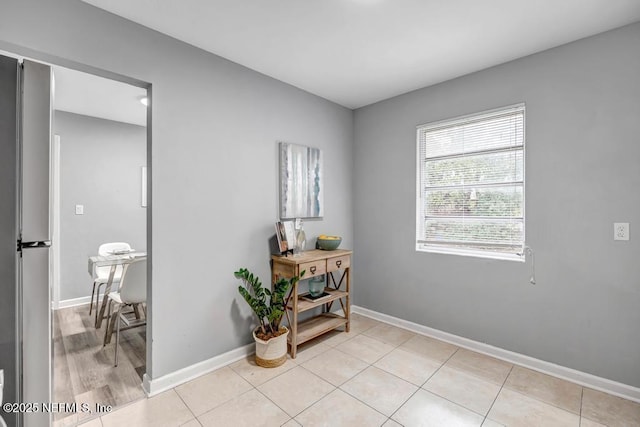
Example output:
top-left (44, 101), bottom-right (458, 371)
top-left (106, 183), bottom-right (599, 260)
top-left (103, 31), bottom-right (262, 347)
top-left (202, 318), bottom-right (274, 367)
top-left (235, 268), bottom-right (305, 340)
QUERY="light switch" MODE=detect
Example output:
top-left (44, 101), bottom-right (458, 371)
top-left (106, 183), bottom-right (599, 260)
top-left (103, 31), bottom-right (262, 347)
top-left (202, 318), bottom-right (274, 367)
top-left (75, 204), bottom-right (84, 215)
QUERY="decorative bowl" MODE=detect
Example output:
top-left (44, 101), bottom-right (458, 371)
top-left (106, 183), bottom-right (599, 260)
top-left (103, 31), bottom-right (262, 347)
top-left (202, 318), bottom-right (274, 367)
top-left (316, 236), bottom-right (342, 250)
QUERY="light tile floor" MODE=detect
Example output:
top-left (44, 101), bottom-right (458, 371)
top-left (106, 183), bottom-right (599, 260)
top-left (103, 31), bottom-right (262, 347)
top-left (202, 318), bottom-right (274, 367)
top-left (78, 314), bottom-right (640, 427)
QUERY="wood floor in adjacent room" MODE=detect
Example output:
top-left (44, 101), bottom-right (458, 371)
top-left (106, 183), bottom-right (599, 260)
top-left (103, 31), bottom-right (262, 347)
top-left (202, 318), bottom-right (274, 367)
top-left (53, 303), bottom-right (146, 426)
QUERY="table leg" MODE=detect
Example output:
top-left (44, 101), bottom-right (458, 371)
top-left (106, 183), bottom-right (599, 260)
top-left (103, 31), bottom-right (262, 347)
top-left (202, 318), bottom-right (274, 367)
top-left (291, 281), bottom-right (298, 358)
top-left (345, 267), bottom-right (351, 333)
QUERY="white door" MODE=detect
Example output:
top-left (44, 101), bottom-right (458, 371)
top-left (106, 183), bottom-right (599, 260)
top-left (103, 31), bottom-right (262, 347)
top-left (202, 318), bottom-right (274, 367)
top-left (18, 58), bottom-right (53, 427)
top-left (0, 53), bottom-right (20, 427)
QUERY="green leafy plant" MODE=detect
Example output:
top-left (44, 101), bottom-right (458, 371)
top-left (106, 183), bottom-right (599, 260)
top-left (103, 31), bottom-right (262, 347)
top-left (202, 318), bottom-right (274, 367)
top-left (235, 268), bottom-right (304, 339)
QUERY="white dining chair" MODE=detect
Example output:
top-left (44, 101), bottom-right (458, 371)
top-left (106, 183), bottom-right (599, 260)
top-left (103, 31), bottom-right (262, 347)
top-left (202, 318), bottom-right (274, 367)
top-left (102, 258), bottom-right (147, 367)
top-left (90, 242), bottom-right (131, 325)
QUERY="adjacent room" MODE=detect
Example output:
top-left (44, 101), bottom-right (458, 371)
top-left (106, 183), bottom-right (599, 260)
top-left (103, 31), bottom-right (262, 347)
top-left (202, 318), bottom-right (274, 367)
top-left (50, 66), bottom-right (148, 424)
top-left (0, 1), bottom-right (638, 427)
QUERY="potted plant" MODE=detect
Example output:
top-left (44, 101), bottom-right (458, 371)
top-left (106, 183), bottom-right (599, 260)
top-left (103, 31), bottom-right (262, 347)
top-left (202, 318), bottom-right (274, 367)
top-left (235, 268), bottom-right (304, 367)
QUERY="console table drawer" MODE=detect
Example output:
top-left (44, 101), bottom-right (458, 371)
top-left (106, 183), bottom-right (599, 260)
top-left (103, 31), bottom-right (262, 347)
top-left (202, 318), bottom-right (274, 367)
top-left (300, 260), bottom-right (326, 278)
top-left (272, 262), bottom-right (296, 279)
top-left (327, 255), bottom-right (350, 272)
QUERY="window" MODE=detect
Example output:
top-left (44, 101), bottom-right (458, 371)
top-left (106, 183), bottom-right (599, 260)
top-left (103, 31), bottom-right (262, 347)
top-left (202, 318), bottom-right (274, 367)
top-left (416, 104), bottom-right (525, 261)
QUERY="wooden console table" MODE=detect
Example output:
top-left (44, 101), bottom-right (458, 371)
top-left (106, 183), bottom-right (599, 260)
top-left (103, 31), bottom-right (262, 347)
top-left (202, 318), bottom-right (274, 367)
top-left (271, 249), bottom-right (352, 358)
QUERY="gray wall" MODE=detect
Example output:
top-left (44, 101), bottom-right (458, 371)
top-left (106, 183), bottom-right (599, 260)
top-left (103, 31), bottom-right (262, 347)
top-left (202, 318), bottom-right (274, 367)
top-left (0, 0), bottom-right (354, 379)
top-left (354, 23), bottom-right (640, 387)
top-left (54, 111), bottom-right (146, 301)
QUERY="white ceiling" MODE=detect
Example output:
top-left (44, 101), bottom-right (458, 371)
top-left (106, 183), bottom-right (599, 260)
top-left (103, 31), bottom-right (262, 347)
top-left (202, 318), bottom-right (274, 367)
top-left (53, 66), bottom-right (147, 126)
top-left (82, 0), bottom-right (640, 109)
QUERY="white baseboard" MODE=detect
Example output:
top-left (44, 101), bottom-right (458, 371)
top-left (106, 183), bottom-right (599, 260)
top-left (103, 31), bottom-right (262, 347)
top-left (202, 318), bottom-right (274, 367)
top-left (54, 295), bottom-right (96, 309)
top-left (352, 305), bottom-right (640, 403)
top-left (142, 343), bottom-right (254, 397)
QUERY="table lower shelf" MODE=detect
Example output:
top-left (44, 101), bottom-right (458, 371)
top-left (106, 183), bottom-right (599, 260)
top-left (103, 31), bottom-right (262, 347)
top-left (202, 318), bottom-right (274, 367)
top-left (288, 313), bottom-right (347, 346)
top-left (287, 287), bottom-right (348, 313)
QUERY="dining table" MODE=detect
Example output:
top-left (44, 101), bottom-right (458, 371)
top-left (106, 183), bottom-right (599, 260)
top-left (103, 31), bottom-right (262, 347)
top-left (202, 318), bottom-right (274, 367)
top-left (87, 251), bottom-right (147, 329)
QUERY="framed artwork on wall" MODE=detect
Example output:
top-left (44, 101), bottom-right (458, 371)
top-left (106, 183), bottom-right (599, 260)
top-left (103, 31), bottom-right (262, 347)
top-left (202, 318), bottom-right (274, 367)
top-left (279, 142), bottom-right (323, 219)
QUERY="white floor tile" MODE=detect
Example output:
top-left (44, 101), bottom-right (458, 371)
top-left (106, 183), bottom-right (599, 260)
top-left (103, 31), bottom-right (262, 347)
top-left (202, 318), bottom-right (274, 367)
top-left (338, 334), bottom-right (395, 364)
top-left (374, 347), bottom-right (443, 386)
top-left (258, 366), bottom-right (335, 417)
top-left (295, 389), bottom-right (387, 427)
top-left (424, 365), bottom-right (501, 416)
top-left (198, 389), bottom-right (289, 427)
top-left (392, 389), bottom-right (484, 427)
top-left (174, 366), bottom-right (252, 416)
top-left (341, 366), bottom-right (417, 416)
top-left (488, 388), bottom-right (580, 427)
top-left (301, 348), bottom-right (368, 386)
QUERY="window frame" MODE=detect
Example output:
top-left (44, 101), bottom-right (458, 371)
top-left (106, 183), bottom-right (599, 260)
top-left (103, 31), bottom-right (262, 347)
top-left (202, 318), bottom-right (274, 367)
top-left (415, 103), bottom-right (526, 262)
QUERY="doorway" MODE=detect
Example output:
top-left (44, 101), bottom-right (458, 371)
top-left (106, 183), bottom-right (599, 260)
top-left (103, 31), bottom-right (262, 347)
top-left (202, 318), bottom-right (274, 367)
top-left (0, 49), bottom-right (152, 427)
top-left (51, 64), bottom-right (149, 425)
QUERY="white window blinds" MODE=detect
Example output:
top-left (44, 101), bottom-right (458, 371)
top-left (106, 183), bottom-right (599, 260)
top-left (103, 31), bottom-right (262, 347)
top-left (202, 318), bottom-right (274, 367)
top-left (416, 104), bottom-right (525, 260)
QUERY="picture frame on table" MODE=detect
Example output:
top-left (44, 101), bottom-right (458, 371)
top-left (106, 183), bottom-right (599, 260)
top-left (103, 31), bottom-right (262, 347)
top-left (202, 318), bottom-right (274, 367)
top-left (275, 221), bottom-right (288, 252)
top-left (283, 220), bottom-right (296, 249)
top-left (275, 220), bottom-right (297, 255)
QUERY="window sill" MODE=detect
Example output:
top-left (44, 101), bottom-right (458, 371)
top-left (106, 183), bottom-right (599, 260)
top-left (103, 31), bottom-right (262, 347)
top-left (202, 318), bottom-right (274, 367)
top-left (416, 245), bottom-right (525, 262)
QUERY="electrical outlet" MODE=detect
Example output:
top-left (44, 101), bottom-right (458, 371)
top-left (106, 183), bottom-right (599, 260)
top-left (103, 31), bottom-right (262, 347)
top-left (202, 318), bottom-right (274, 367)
top-left (75, 204), bottom-right (84, 215)
top-left (614, 222), bottom-right (629, 241)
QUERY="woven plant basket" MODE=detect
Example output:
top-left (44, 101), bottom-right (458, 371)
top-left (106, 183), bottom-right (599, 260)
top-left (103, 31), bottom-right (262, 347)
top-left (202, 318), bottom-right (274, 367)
top-left (253, 326), bottom-right (289, 368)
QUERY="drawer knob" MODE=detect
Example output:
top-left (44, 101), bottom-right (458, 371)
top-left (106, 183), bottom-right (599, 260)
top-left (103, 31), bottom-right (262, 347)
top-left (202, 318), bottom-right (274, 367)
top-left (310, 266), bottom-right (317, 274)
top-left (336, 260), bottom-right (342, 268)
